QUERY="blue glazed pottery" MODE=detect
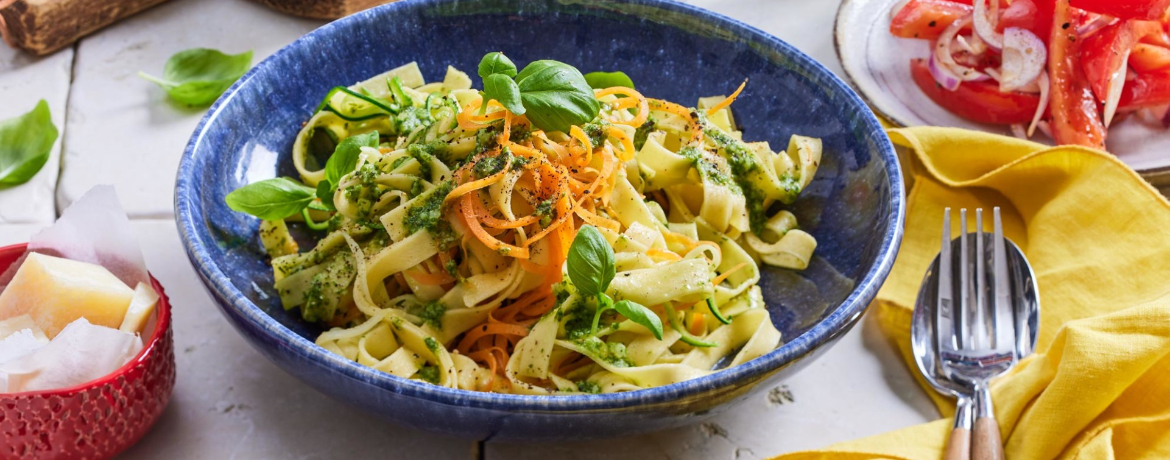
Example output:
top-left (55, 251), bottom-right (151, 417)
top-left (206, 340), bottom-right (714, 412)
top-left (175, 0), bottom-right (904, 441)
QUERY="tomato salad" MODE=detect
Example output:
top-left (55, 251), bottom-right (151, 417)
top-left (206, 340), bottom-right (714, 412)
top-left (891, 0), bottom-right (1170, 149)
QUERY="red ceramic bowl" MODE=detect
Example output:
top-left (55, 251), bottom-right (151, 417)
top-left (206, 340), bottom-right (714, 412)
top-left (0, 243), bottom-right (175, 459)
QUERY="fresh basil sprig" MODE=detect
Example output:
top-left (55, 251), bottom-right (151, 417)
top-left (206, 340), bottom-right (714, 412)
top-left (312, 130), bottom-right (380, 212)
top-left (568, 225), bottom-right (663, 340)
top-left (0, 100), bottom-right (57, 187)
top-left (476, 52), bottom-right (601, 133)
top-left (478, 52), bottom-right (517, 79)
top-left (583, 71), bottom-right (635, 90)
top-left (225, 177), bottom-right (316, 220)
top-left (139, 48), bottom-right (253, 106)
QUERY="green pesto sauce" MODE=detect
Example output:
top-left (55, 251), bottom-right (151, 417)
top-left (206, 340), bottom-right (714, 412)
top-left (533, 194), bottom-right (558, 227)
top-left (418, 365), bottom-right (440, 384)
top-left (389, 155), bottom-right (411, 171)
top-left (576, 380), bottom-right (601, 394)
top-left (403, 180), bottom-right (454, 235)
top-left (573, 336), bottom-right (633, 368)
top-left (424, 337), bottom-right (440, 353)
top-left (472, 148), bottom-right (513, 179)
top-left (407, 143), bottom-right (436, 179)
top-left (678, 146), bottom-right (736, 189)
top-left (582, 120), bottom-right (609, 147)
top-left (509, 123), bottom-right (532, 143)
top-left (633, 116), bottom-right (656, 150)
top-left (410, 300), bottom-right (447, 330)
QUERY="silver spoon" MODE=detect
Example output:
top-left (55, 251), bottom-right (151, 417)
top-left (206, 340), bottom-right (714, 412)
top-left (913, 208), bottom-right (1039, 460)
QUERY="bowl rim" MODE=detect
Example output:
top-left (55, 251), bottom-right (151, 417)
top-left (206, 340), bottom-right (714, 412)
top-left (0, 243), bottom-right (173, 398)
top-left (174, 0), bottom-right (905, 411)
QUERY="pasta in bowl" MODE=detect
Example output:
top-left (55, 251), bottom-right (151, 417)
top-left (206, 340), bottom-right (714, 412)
top-left (225, 54), bottom-right (823, 395)
top-left (176, 0), bottom-right (902, 440)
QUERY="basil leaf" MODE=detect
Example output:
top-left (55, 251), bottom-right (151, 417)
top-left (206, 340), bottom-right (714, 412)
top-left (583, 71), bottom-right (635, 90)
top-left (478, 52), bottom-right (517, 79)
top-left (225, 177), bottom-right (316, 220)
top-left (315, 180), bottom-right (336, 211)
top-left (0, 100), bottom-right (57, 187)
top-left (567, 225), bottom-right (615, 297)
top-left (139, 48), bottom-right (253, 106)
top-left (325, 131), bottom-right (379, 187)
top-left (515, 60), bottom-right (601, 133)
top-left (483, 73), bottom-right (525, 115)
top-left (613, 299), bottom-right (663, 340)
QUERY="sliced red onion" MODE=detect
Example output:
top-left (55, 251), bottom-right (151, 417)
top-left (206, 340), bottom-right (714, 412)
top-left (973, 0), bottom-right (1003, 51)
top-left (928, 53), bottom-right (962, 91)
top-left (1028, 72), bottom-right (1050, 137)
top-left (1000, 28), bottom-right (1047, 92)
top-left (1164, 106), bottom-right (1170, 128)
top-left (1010, 124), bottom-right (1028, 139)
top-left (890, 0), bottom-right (912, 20)
top-left (955, 35), bottom-right (988, 56)
top-left (1103, 54), bottom-right (1129, 127)
top-left (935, 14), bottom-right (989, 86)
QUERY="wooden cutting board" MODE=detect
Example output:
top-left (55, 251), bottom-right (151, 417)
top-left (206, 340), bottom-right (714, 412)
top-left (249, 0), bottom-right (400, 19)
top-left (0, 0), bottom-right (171, 55)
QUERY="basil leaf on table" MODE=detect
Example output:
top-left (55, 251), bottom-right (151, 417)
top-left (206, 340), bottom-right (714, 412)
top-left (478, 52), bottom-right (518, 79)
top-left (483, 73), bottom-right (525, 115)
top-left (139, 48), bottom-right (253, 106)
top-left (613, 299), bottom-right (663, 340)
top-left (515, 60), bottom-right (602, 133)
top-left (225, 177), bottom-right (316, 220)
top-left (567, 225), bottom-right (615, 297)
top-left (0, 100), bottom-right (57, 187)
top-left (325, 131), bottom-right (379, 187)
top-left (583, 71), bottom-right (635, 90)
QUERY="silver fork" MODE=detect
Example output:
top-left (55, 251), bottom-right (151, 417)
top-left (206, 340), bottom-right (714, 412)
top-left (939, 208), bottom-right (1015, 460)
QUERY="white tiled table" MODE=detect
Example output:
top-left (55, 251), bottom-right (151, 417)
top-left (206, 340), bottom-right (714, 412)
top-left (0, 0), bottom-right (936, 457)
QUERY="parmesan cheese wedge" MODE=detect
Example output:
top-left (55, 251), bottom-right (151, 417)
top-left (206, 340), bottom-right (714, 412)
top-left (120, 282), bottom-right (159, 334)
top-left (0, 253), bottom-right (134, 339)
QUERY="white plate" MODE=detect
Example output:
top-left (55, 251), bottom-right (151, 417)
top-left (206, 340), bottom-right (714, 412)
top-left (834, 0), bottom-right (1170, 175)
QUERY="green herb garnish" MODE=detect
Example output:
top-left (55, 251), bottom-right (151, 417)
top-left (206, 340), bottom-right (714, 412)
top-left (583, 71), bottom-right (635, 90)
top-left (225, 177), bottom-right (317, 220)
top-left (476, 52), bottom-right (601, 133)
top-left (567, 225), bottom-right (663, 340)
top-left (139, 48), bottom-right (253, 106)
top-left (0, 100), bottom-right (57, 187)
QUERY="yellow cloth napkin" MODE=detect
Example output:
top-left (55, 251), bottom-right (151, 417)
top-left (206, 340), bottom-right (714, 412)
top-left (773, 127), bottom-right (1170, 460)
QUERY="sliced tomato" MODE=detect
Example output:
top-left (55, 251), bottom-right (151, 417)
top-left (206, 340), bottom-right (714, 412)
top-left (1049, 0), bottom-right (1107, 148)
top-left (1069, 0), bottom-right (1170, 20)
top-left (890, 0), bottom-right (973, 40)
top-left (1119, 70), bottom-right (1170, 109)
top-left (1131, 43), bottom-right (1170, 71)
top-left (910, 59), bottom-right (1041, 124)
top-left (998, 0), bottom-right (1055, 40)
top-left (1081, 20), bottom-right (1165, 102)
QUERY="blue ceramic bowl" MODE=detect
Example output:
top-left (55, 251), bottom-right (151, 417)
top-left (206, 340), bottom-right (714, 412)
top-left (175, 0), bottom-right (903, 441)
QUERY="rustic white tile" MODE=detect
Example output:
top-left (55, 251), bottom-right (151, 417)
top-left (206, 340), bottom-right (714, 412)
top-left (0, 45), bottom-right (72, 224)
top-left (56, 0), bottom-right (322, 218)
top-left (117, 220), bottom-right (476, 459)
top-left (486, 313), bottom-right (936, 459)
top-left (683, 0), bottom-right (845, 77)
top-left (0, 223), bottom-right (48, 246)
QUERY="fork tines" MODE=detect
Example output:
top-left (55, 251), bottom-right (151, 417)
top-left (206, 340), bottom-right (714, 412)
top-left (938, 207), bottom-right (1016, 369)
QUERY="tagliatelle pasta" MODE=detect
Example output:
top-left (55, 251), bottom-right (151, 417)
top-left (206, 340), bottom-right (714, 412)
top-left (248, 60), bottom-right (822, 394)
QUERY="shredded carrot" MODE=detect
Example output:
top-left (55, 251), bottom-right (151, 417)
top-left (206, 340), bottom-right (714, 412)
top-left (712, 262), bottom-right (749, 286)
top-left (596, 86), bottom-right (649, 127)
top-left (648, 98), bottom-right (703, 145)
top-left (568, 125), bottom-right (594, 167)
top-left (457, 322), bottom-right (531, 353)
top-left (444, 159), bottom-right (511, 204)
top-left (460, 194), bottom-right (530, 259)
top-left (706, 79), bottom-right (747, 116)
top-left (606, 126), bottom-right (636, 162)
